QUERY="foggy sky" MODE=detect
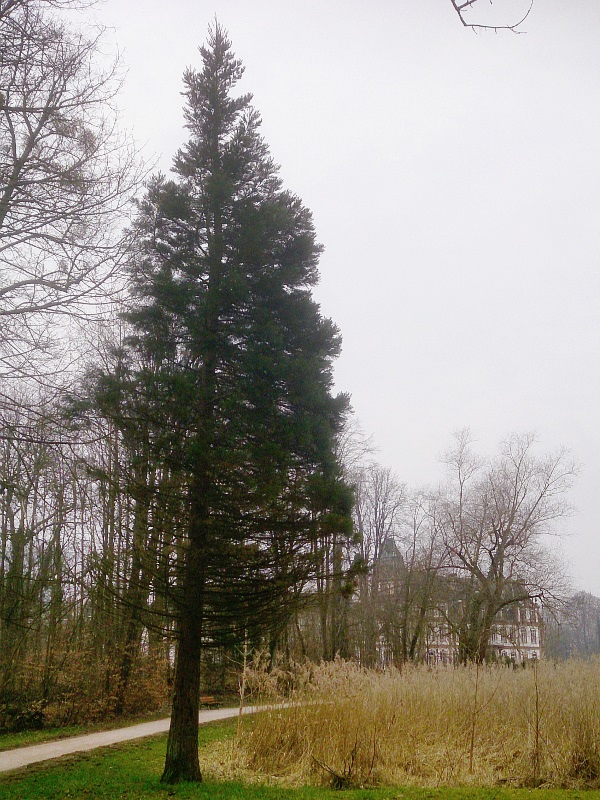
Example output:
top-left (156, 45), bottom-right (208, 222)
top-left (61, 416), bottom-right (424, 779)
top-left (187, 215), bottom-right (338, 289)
top-left (90, 0), bottom-right (600, 595)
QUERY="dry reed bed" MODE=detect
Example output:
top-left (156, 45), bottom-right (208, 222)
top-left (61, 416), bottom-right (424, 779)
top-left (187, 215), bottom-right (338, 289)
top-left (234, 659), bottom-right (600, 789)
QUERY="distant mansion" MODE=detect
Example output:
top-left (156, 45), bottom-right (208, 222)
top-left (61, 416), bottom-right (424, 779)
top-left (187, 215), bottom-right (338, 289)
top-left (373, 537), bottom-right (543, 666)
top-left (425, 602), bottom-right (542, 665)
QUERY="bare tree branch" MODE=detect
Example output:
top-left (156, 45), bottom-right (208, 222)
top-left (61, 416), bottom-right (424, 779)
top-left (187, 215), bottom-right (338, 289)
top-left (435, 431), bottom-right (575, 661)
top-left (450, 0), bottom-right (534, 32)
top-left (0, 0), bottom-right (144, 379)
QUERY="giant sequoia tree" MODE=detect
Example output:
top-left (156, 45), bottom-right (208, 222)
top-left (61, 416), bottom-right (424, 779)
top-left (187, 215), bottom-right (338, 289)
top-left (96, 24), bottom-right (349, 783)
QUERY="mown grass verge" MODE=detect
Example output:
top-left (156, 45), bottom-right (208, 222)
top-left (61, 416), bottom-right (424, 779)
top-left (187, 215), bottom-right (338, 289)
top-left (0, 718), bottom-right (233, 798)
top-left (1, 717), bottom-right (599, 800)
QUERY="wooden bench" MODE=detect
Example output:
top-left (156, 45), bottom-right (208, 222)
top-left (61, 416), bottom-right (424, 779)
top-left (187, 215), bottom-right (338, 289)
top-left (199, 695), bottom-right (221, 709)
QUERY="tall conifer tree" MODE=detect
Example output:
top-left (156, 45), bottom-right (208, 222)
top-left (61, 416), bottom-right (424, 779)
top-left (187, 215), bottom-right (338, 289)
top-left (100, 24), bottom-right (350, 782)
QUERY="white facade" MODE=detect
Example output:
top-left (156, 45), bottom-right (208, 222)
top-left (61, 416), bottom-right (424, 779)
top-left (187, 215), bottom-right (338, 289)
top-left (426, 602), bottom-right (542, 665)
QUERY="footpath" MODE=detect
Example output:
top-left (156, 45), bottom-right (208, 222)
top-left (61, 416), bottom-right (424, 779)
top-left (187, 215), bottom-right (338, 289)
top-left (0, 706), bottom-right (245, 774)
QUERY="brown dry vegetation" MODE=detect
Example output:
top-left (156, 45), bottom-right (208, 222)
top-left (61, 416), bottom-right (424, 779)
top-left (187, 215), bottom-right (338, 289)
top-left (225, 659), bottom-right (600, 789)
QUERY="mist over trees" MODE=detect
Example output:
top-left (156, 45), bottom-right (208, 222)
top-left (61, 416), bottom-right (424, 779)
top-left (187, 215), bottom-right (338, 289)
top-left (288, 428), bottom-right (574, 669)
top-left (545, 592), bottom-right (600, 659)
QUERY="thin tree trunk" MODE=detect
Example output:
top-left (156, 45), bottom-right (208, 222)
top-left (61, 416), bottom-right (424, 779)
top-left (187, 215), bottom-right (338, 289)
top-left (114, 468), bottom-right (154, 715)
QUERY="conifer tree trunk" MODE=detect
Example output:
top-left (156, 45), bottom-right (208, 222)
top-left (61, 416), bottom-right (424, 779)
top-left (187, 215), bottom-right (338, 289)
top-left (162, 478), bottom-right (208, 783)
top-left (161, 591), bottom-right (203, 783)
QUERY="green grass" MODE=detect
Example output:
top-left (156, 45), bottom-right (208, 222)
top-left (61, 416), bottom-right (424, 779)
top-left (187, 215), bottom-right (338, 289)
top-left (1, 718), bottom-right (600, 800)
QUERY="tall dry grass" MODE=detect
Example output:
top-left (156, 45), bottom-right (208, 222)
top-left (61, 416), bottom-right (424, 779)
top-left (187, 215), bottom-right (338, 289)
top-left (235, 658), bottom-right (600, 789)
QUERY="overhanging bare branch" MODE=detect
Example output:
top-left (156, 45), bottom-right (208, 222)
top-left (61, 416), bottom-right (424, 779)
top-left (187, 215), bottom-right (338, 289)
top-left (450, 0), bottom-right (534, 32)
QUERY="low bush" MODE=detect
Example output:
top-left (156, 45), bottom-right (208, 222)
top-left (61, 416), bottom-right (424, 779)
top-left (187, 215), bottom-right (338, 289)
top-left (0, 700), bottom-right (45, 732)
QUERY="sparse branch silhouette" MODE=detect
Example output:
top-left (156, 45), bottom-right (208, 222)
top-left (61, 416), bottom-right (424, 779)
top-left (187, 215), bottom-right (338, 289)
top-left (450, 0), bottom-right (534, 32)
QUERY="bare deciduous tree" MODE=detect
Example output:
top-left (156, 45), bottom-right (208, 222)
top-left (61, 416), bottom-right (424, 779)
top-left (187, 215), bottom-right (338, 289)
top-left (353, 463), bottom-right (406, 666)
top-left (393, 491), bottom-right (446, 663)
top-left (435, 430), bottom-right (574, 662)
top-left (0, 0), bottom-right (140, 378)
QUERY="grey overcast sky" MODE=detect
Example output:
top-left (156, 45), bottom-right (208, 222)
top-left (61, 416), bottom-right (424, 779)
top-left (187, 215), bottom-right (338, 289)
top-left (90, 0), bottom-right (600, 594)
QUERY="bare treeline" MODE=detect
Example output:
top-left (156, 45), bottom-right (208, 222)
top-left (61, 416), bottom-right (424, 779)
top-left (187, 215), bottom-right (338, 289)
top-left (291, 427), bottom-right (575, 668)
top-left (0, 393), bottom-right (177, 730)
top-left (0, 0), bottom-right (147, 730)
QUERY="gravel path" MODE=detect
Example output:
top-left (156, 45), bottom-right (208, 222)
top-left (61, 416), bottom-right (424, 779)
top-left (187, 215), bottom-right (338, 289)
top-left (0, 706), bottom-right (247, 774)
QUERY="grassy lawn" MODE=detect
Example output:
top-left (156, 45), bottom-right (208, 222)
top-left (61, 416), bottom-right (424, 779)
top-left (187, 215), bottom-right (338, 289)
top-left (1, 718), bottom-right (599, 800)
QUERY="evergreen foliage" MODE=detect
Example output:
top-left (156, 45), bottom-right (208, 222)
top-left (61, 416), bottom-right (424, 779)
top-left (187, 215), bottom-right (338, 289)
top-left (94, 23), bottom-right (350, 783)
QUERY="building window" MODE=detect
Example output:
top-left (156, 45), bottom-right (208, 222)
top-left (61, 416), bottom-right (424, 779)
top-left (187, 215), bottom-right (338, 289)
top-left (530, 627), bottom-right (537, 644)
top-left (520, 627), bottom-right (528, 644)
